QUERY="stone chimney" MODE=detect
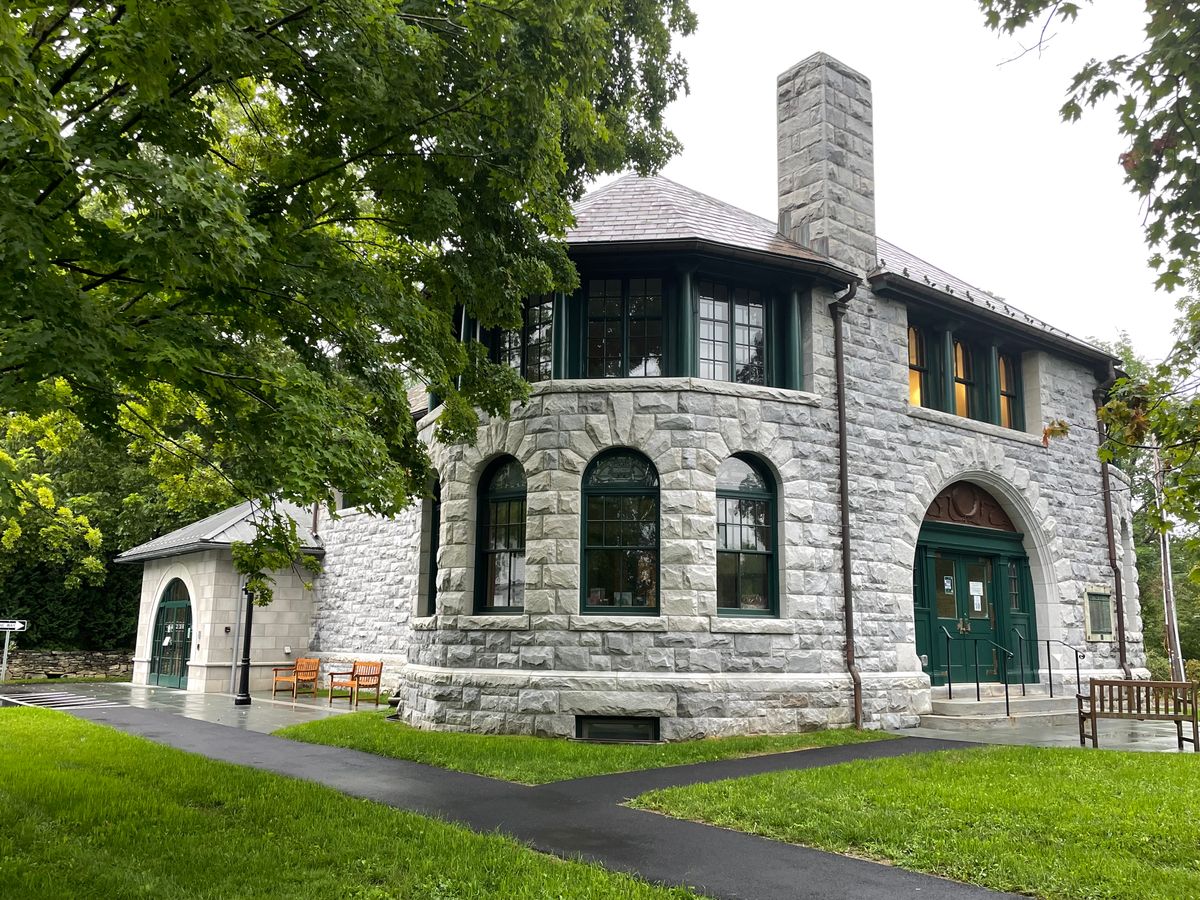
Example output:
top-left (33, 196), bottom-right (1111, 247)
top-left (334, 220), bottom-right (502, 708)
top-left (777, 53), bottom-right (876, 276)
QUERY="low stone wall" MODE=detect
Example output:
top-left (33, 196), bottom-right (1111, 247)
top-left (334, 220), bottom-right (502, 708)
top-left (2, 649), bottom-right (133, 680)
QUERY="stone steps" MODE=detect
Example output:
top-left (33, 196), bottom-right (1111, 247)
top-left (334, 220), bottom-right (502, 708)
top-left (921, 687), bottom-right (1078, 730)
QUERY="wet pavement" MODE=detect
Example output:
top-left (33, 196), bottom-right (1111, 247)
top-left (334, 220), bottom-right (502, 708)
top-left (0, 680), bottom-right (355, 733)
top-left (898, 718), bottom-right (1198, 753)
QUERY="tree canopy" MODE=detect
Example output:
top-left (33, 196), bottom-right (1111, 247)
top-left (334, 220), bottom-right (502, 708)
top-left (981, 1), bottom-right (1200, 290)
top-left (1, 1), bottom-right (695, 595)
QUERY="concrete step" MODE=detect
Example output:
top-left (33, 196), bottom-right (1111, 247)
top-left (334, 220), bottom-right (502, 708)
top-left (931, 695), bottom-right (1076, 717)
top-left (919, 710), bottom-right (1079, 731)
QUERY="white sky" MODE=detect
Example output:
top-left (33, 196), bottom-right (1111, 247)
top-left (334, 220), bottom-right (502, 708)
top-left (596, 0), bottom-right (1176, 360)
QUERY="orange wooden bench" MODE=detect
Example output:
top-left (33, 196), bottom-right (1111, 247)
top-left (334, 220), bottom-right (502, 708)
top-left (272, 657), bottom-right (321, 700)
top-left (327, 660), bottom-right (383, 708)
top-left (1078, 678), bottom-right (1199, 751)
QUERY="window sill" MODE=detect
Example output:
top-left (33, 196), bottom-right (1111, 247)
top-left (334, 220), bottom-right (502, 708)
top-left (453, 614), bottom-right (530, 630)
top-left (569, 615), bottom-right (668, 632)
top-left (906, 405), bottom-right (1045, 447)
top-left (710, 618), bottom-right (796, 633)
top-left (411, 615), bottom-right (440, 631)
top-left (534, 377), bottom-right (821, 407)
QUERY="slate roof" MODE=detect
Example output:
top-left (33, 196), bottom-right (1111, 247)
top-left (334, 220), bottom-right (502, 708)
top-left (116, 500), bottom-right (322, 563)
top-left (871, 238), bottom-right (1111, 359)
top-left (567, 174), bottom-right (851, 279)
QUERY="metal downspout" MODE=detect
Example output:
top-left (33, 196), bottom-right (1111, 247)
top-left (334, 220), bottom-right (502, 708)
top-left (829, 282), bottom-right (863, 728)
top-left (1094, 366), bottom-right (1132, 678)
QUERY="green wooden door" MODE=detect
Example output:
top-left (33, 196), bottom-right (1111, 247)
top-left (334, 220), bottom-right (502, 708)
top-left (914, 523), bottom-right (1038, 687)
top-left (150, 580), bottom-right (191, 689)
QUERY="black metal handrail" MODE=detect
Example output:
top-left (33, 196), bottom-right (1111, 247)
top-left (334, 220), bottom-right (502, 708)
top-left (1009, 627), bottom-right (1028, 697)
top-left (1044, 638), bottom-right (1085, 698)
top-left (941, 626), bottom-right (1015, 716)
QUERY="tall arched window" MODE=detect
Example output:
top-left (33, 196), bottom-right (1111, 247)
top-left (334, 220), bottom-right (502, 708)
top-left (582, 449), bottom-right (659, 614)
top-left (475, 457), bottom-right (527, 613)
top-left (716, 455), bottom-right (776, 615)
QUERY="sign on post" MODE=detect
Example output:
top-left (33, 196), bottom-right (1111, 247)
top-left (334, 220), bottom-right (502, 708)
top-left (0, 620), bottom-right (28, 683)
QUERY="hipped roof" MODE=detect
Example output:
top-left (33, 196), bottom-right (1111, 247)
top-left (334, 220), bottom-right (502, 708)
top-left (116, 500), bottom-right (322, 564)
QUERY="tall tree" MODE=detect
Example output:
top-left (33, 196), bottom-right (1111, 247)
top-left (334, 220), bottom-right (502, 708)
top-left (981, 0), bottom-right (1200, 289)
top-left (1, 1), bottom-right (696, 595)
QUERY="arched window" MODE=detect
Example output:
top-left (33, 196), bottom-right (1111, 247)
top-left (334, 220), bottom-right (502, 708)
top-left (716, 455), bottom-right (776, 615)
top-left (475, 457), bottom-right (527, 613)
top-left (582, 450), bottom-right (659, 614)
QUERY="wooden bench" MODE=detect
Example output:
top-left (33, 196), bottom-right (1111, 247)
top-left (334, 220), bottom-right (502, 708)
top-left (272, 657), bottom-right (321, 700)
top-left (1078, 678), bottom-right (1198, 751)
top-left (327, 660), bottom-right (383, 708)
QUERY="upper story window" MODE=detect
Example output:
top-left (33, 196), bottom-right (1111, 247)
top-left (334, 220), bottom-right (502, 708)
top-left (953, 340), bottom-right (975, 418)
top-left (500, 295), bottom-right (554, 383)
top-left (907, 321), bottom-right (1025, 432)
top-left (582, 449), bottom-right (659, 614)
top-left (475, 457), bottom-right (526, 613)
top-left (699, 281), bottom-right (766, 385)
top-left (587, 278), bottom-right (663, 378)
top-left (998, 353), bottom-right (1023, 430)
top-left (908, 326), bottom-right (927, 406)
top-left (716, 455), bottom-right (777, 616)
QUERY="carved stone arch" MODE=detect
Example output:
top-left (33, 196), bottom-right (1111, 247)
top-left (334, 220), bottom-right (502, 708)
top-left (924, 482), bottom-right (1016, 531)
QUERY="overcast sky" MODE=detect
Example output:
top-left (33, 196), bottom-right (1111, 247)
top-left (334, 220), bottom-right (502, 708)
top-left (595, 0), bottom-right (1175, 360)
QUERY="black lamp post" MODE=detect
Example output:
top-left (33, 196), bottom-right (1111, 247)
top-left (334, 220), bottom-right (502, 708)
top-left (233, 583), bottom-right (255, 706)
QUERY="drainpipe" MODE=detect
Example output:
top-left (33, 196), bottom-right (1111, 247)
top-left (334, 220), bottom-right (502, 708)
top-left (829, 281), bottom-right (863, 728)
top-left (1094, 365), bottom-right (1132, 678)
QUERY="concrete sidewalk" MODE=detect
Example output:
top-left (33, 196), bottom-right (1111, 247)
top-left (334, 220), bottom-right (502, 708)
top-left (17, 694), bottom-right (1012, 900)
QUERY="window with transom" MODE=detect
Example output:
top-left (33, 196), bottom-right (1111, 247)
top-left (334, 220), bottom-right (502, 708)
top-left (582, 450), bottom-right (659, 613)
top-left (716, 455), bottom-right (777, 615)
top-left (475, 458), bottom-right (527, 612)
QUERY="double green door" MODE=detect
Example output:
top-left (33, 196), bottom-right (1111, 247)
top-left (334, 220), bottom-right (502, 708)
top-left (150, 587), bottom-right (192, 689)
top-left (914, 524), bottom-right (1037, 686)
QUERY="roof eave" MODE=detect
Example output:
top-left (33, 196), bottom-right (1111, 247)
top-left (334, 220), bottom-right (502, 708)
top-left (869, 271), bottom-right (1117, 369)
top-left (568, 238), bottom-right (857, 288)
top-left (115, 540), bottom-right (325, 565)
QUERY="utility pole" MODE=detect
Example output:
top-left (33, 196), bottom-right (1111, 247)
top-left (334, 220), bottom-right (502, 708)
top-left (1153, 442), bottom-right (1186, 682)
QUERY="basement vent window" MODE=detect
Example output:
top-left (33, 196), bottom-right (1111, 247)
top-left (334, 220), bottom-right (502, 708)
top-left (575, 716), bottom-right (660, 743)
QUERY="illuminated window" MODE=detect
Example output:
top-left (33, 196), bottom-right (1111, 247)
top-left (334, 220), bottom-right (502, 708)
top-left (908, 326), bottom-right (928, 407)
top-left (953, 340), bottom-right (975, 418)
top-left (998, 353), bottom-right (1022, 430)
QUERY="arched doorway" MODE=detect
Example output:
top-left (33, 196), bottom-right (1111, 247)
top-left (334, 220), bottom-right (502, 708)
top-left (149, 579), bottom-right (192, 689)
top-left (913, 482), bottom-right (1038, 685)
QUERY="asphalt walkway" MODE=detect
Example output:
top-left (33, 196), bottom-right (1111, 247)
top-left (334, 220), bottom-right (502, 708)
top-left (2, 689), bottom-right (1016, 900)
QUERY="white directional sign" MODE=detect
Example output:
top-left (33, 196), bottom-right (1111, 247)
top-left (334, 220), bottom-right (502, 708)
top-left (0, 620), bottom-right (28, 632)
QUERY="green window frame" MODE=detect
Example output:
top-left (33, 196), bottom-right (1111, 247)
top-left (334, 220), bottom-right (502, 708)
top-left (581, 449), bottom-right (660, 614)
top-left (907, 317), bottom-right (1026, 432)
top-left (497, 295), bottom-right (554, 383)
top-left (1086, 591), bottom-right (1115, 641)
top-left (586, 278), bottom-right (664, 378)
top-left (698, 280), bottom-right (766, 385)
top-left (475, 457), bottom-right (527, 613)
top-left (716, 454), bottom-right (777, 616)
top-left (908, 325), bottom-right (928, 408)
top-left (998, 352), bottom-right (1024, 430)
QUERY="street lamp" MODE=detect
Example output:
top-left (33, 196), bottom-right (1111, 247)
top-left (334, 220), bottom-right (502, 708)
top-left (234, 583), bottom-right (255, 706)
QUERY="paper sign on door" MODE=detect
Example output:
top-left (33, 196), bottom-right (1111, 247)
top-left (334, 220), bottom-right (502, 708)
top-left (943, 576), bottom-right (953, 594)
top-left (973, 596), bottom-right (982, 612)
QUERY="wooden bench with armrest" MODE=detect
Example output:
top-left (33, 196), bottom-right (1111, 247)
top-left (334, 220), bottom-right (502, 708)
top-left (271, 656), bottom-right (321, 700)
top-left (327, 660), bottom-right (384, 708)
top-left (1078, 678), bottom-right (1198, 751)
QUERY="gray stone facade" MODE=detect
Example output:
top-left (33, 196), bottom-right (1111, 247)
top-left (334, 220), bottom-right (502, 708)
top-left (122, 50), bottom-right (1140, 733)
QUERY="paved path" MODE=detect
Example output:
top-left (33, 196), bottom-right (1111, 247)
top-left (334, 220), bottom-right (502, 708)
top-left (14, 696), bottom-right (1014, 900)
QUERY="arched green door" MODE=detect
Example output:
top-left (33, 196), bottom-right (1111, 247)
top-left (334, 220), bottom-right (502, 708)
top-left (912, 483), bottom-right (1039, 686)
top-left (150, 579), bottom-right (192, 689)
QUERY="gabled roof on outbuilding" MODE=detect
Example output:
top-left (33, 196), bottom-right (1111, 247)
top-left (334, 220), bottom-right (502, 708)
top-left (872, 238), bottom-right (1114, 363)
top-left (568, 174), bottom-right (855, 284)
top-left (115, 501), bottom-right (322, 564)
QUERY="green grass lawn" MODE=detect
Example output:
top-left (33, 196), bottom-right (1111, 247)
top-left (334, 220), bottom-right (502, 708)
top-left (633, 745), bottom-right (1200, 900)
top-left (273, 710), bottom-right (889, 784)
top-left (0, 707), bottom-right (701, 900)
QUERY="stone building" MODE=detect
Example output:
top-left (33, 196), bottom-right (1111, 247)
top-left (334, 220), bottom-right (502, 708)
top-left (123, 52), bottom-right (1144, 735)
